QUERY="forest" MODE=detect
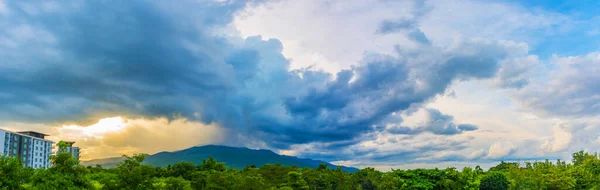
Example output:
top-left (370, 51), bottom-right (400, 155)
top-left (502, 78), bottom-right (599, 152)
top-left (2, 150), bottom-right (600, 189)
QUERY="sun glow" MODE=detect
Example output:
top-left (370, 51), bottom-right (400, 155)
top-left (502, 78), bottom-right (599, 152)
top-left (53, 117), bottom-right (225, 160)
top-left (59, 117), bottom-right (129, 138)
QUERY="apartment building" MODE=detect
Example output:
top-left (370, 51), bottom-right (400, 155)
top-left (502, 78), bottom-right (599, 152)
top-left (0, 129), bottom-right (54, 169)
top-left (59, 141), bottom-right (80, 161)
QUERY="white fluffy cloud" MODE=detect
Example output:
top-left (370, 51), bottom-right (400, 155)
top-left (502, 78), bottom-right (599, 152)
top-left (487, 141), bottom-right (516, 159)
top-left (235, 0), bottom-right (419, 73)
top-left (541, 124), bottom-right (573, 152)
top-left (517, 53), bottom-right (600, 117)
top-left (0, 0), bottom-right (9, 16)
top-left (235, 0), bottom-right (566, 74)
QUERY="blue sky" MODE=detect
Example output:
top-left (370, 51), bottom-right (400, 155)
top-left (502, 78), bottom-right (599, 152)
top-left (528, 1), bottom-right (599, 59)
top-left (499, 0), bottom-right (600, 58)
top-left (0, 0), bottom-right (599, 170)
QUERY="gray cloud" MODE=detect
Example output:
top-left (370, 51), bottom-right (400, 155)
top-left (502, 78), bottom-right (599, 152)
top-left (0, 0), bottom-right (256, 124)
top-left (376, 0), bottom-right (430, 35)
top-left (408, 29), bottom-right (431, 45)
top-left (296, 133), bottom-right (473, 163)
top-left (377, 19), bottom-right (417, 34)
top-left (0, 0), bottom-right (518, 153)
top-left (387, 108), bottom-right (478, 135)
top-left (495, 55), bottom-right (540, 89)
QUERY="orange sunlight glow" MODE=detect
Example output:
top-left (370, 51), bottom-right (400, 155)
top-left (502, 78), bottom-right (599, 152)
top-left (58, 117), bottom-right (128, 138)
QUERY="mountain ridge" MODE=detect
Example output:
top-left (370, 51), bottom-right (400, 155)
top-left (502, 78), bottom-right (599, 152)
top-left (81, 145), bottom-right (358, 172)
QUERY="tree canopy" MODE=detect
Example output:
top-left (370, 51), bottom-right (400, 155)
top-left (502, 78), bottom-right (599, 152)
top-left (2, 151), bottom-right (600, 189)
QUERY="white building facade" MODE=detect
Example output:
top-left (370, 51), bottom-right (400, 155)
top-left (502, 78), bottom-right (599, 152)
top-left (1, 129), bottom-right (54, 169)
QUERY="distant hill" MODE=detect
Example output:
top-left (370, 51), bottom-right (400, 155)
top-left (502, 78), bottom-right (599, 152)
top-left (80, 157), bottom-right (124, 168)
top-left (81, 145), bottom-right (358, 172)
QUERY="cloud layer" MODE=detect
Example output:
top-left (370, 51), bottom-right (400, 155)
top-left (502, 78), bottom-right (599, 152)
top-left (1, 0), bottom-right (599, 168)
top-left (0, 0), bottom-right (520, 149)
top-left (387, 108), bottom-right (478, 135)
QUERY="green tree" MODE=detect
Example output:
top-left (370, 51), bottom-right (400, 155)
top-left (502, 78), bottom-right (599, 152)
top-left (353, 167), bottom-right (381, 190)
top-left (169, 162), bottom-right (196, 180)
top-left (0, 156), bottom-right (27, 189)
top-left (198, 157), bottom-right (227, 172)
top-left (205, 170), bottom-right (238, 190)
top-left (489, 161), bottom-right (518, 172)
top-left (479, 172), bottom-right (509, 190)
top-left (286, 171), bottom-right (309, 190)
top-left (29, 152), bottom-right (93, 189)
top-left (392, 168), bottom-right (437, 190)
top-left (163, 177), bottom-right (192, 190)
top-left (88, 172), bottom-right (120, 190)
top-left (116, 153), bottom-right (155, 189)
top-left (234, 174), bottom-right (268, 190)
top-left (190, 171), bottom-right (210, 190)
top-left (377, 172), bottom-right (403, 189)
top-left (570, 151), bottom-right (600, 189)
top-left (9, 149), bottom-right (600, 190)
top-left (57, 141), bottom-right (69, 152)
top-left (301, 166), bottom-right (332, 190)
top-left (259, 164), bottom-right (298, 187)
top-left (459, 167), bottom-right (480, 190)
top-left (331, 166), bottom-right (352, 190)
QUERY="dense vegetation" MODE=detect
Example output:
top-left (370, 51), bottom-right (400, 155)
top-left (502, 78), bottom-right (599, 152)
top-left (2, 151), bottom-right (600, 189)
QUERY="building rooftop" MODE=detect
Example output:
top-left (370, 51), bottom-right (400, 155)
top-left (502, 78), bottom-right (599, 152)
top-left (18, 131), bottom-right (51, 139)
top-left (0, 128), bottom-right (54, 142)
top-left (18, 131), bottom-right (50, 136)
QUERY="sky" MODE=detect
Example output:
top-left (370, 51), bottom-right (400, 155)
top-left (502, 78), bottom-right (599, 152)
top-left (0, 0), bottom-right (599, 170)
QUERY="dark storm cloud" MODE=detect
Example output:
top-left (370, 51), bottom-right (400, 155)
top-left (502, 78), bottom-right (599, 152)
top-left (0, 0), bottom-right (255, 124)
top-left (275, 39), bottom-right (509, 145)
top-left (1, 0), bottom-right (514, 151)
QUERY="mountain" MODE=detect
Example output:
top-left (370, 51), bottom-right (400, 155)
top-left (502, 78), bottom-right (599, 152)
top-left (81, 145), bottom-right (358, 172)
top-left (80, 157), bottom-right (125, 168)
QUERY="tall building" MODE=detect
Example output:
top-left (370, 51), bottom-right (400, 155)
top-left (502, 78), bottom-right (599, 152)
top-left (58, 141), bottom-right (80, 161)
top-left (0, 129), bottom-right (54, 169)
